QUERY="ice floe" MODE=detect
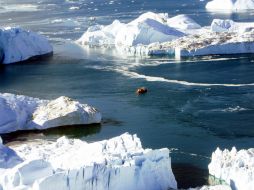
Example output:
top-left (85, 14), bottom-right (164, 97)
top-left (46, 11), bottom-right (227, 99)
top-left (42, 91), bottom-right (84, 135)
top-left (0, 27), bottom-right (53, 64)
top-left (0, 93), bottom-right (101, 134)
top-left (206, 0), bottom-right (254, 11)
top-left (0, 133), bottom-right (177, 190)
top-left (209, 147), bottom-right (254, 190)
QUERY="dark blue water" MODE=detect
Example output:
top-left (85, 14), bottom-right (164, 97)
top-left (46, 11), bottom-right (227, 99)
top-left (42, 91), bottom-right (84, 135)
top-left (1, 0), bottom-right (254, 188)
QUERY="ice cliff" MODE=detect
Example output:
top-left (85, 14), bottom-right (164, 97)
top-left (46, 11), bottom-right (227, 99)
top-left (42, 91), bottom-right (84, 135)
top-left (0, 27), bottom-right (53, 64)
top-left (0, 133), bottom-right (177, 190)
top-left (0, 93), bottom-right (101, 134)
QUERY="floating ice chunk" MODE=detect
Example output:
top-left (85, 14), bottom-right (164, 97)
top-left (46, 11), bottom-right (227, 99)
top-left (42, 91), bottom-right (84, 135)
top-left (167, 14), bottom-right (201, 30)
top-left (206, 0), bottom-right (254, 11)
top-left (211, 19), bottom-right (254, 33)
top-left (209, 147), bottom-right (254, 190)
top-left (30, 96), bottom-right (102, 129)
top-left (0, 93), bottom-right (101, 134)
top-left (0, 27), bottom-right (53, 64)
top-left (0, 133), bottom-right (177, 190)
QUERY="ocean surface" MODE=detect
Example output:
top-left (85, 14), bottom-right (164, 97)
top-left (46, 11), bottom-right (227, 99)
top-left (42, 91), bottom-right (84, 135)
top-left (1, 0), bottom-right (254, 188)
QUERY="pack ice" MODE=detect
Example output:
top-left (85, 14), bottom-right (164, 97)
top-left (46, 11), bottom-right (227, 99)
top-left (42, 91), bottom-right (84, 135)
top-left (0, 133), bottom-right (177, 190)
top-left (0, 93), bottom-right (101, 134)
top-left (0, 27), bottom-right (53, 64)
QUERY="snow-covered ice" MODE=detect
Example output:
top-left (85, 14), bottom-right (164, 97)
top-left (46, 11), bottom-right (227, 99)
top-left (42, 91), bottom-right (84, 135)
top-left (206, 0), bottom-right (254, 11)
top-left (0, 93), bottom-right (101, 134)
top-left (208, 147), bottom-right (254, 190)
top-left (0, 27), bottom-right (53, 64)
top-left (0, 133), bottom-right (177, 190)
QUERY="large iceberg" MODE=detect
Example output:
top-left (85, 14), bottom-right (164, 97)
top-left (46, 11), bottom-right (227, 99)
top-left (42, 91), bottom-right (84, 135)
top-left (0, 133), bottom-right (177, 190)
top-left (77, 12), bottom-right (185, 47)
top-left (208, 147), bottom-right (254, 190)
top-left (0, 93), bottom-right (101, 134)
top-left (0, 27), bottom-right (53, 64)
top-left (206, 0), bottom-right (254, 11)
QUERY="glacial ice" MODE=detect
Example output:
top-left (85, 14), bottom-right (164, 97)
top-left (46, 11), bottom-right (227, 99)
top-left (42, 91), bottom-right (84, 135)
top-left (209, 147), bottom-right (254, 190)
top-left (0, 27), bottom-right (53, 64)
top-left (0, 133), bottom-right (177, 190)
top-left (0, 93), bottom-right (101, 134)
top-left (206, 0), bottom-right (254, 11)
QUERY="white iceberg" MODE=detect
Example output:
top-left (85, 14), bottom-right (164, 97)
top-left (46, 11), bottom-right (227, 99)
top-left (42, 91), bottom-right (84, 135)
top-left (77, 12), bottom-right (185, 47)
top-left (0, 93), bottom-right (101, 134)
top-left (0, 133), bottom-right (177, 190)
top-left (208, 147), bottom-right (254, 190)
top-left (206, 0), bottom-right (254, 11)
top-left (211, 19), bottom-right (254, 33)
top-left (0, 27), bottom-right (53, 64)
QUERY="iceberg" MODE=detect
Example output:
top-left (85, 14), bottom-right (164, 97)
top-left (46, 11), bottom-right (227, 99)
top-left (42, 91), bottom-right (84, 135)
top-left (206, 0), bottom-right (254, 11)
top-left (0, 133), bottom-right (177, 190)
top-left (0, 27), bottom-right (53, 64)
top-left (77, 12), bottom-right (185, 47)
top-left (208, 147), bottom-right (254, 190)
top-left (0, 93), bottom-right (101, 134)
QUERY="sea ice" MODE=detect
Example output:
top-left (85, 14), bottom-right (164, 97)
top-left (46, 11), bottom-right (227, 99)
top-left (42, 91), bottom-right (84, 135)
top-left (0, 93), bottom-right (101, 134)
top-left (0, 133), bottom-right (177, 190)
top-left (0, 27), bottom-right (53, 64)
top-left (209, 147), bottom-right (254, 190)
